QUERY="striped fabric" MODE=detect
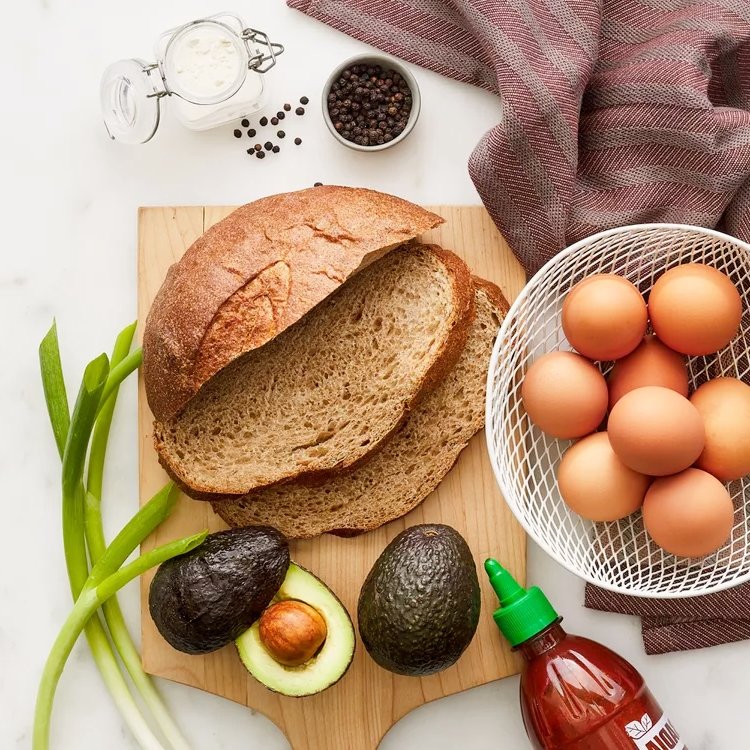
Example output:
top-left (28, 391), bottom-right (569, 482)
top-left (585, 582), bottom-right (750, 654)
top-left (289, 0), bottom-right (750, 275)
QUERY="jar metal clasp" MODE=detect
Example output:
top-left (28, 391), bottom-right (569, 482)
top-left (241, 27), bottom-right (284, 74)
top-left (142, 63), bottom-right (169, 99)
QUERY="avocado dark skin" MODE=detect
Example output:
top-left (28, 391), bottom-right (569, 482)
top-left (357, 524), bottom-right (480, 676)
top-left (149, 526), bottom-right (289, 654)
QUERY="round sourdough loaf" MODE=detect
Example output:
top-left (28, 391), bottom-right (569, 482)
top-left (143, 186), bottom-right (444, 422)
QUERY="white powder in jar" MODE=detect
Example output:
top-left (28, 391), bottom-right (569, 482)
top-left (170, 25), bottom-right (243, 100)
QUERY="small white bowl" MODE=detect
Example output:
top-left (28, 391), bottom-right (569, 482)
top-left (322, 53), bottom-right (421, 151)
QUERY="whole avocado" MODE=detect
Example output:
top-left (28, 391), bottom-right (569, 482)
top-left (357, 524), bottom-right (480, 676)
top-left (149, 526), bottom-right (289, 654)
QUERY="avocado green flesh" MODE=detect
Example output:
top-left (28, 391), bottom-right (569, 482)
top-left (236, 563), bottom-right (355, 697)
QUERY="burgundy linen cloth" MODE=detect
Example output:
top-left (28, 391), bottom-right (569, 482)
top-left (586, 582), bottom-right (750, 654)
top-left (288, 0), bottom-right (750, 275)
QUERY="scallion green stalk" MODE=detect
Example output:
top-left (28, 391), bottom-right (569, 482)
top-left (51, 347), bottom-right (167, 749)
top-left (33, 531), bottom-right (207, 750)
top-left (39, 322), bottom-right (70, 459)
top-left (85, 325), bottom-right (190, 750)
top-left (37, 323), bottom-right (190, 749)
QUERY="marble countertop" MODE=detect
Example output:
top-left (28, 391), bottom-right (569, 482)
top-left (2, 1), bottom-right (742, 748)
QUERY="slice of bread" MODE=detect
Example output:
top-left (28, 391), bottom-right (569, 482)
top-left (211, 279), bottom-right (509, 537)
top-left (155, 244), bottom-right (474, 497)
top-left (143, 187), bottom-right (444, 422)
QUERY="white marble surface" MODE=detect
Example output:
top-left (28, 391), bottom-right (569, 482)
top-left (1, 1), bottom-right (742, 748)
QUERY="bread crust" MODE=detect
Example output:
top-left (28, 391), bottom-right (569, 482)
top-left (470, 276), bottom-right (511, 319)
top-left (143, 186), bottom-right (444, 422)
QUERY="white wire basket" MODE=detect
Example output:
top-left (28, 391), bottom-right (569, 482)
top-left (486, 224), bottom-right (750, 598)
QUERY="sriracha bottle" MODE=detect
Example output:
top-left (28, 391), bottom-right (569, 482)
top-left (484, 560), bottom-right (687, 750)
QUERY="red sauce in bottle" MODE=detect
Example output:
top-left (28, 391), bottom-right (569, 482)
top-left (485, 560), bottom-right (687, 750)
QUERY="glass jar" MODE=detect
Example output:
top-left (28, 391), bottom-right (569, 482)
top-left (101, 13), bottom-right (283, 144)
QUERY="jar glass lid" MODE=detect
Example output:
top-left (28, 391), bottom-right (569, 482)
top-left (100, 59), bottom-right (162, 144)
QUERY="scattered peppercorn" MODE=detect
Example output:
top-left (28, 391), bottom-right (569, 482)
top-left (314, 182), bottom-right (323, 186)
top-left (295, 107), bottom-right (305, 115)
top-left (272, 146), bottom-right (280, 153)
top-left (277, 111), bottom-right (285, 120)
top-left (259, 116), bottom-right (268, 126)
top-left (300, 96), bottom-right (310, 105)
top-left (264, 141), bottom-right (273, 151)
top-left (256, 151), bottom-right (266, 159)
top-left (271, 117), bottom-right (279, 125)
top-left (294, 137), bottom-right (302, 145)
top-left (233, 129), bottom-right (242, 138)
top-left (247, 129), bottom-right (256, 137)
top-left (246, 148), bottom-right (254, 154)
top-left (326, 63), bottom-right (412, 146)
top-left (283, 103), bottom-right (291, 111)
top-left (254, 143), bottom-right (262, 152)
top-left (278, 131), bottom-right (286, 138)
top-left (241, 119), bottom-right (250, 127)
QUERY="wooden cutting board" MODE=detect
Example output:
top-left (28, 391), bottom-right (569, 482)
top-left (137, 204), bottom-right (527, 750)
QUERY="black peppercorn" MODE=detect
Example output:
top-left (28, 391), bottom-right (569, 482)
top-left (259, 116), bottom-right (268, 126)
top-left (314, 181), bottom-right (323, 186)
top-left (277, 111), bottom-right (285, 120)
top-left (271, 117), bottom-right (278, 125)
top-left (300, 96), bottom-right (309, 104)
top-left (233, 129), bottom-right (242, 138)
top-left (277, 131), bottom-right (285, 138)
top-left (272, 145), bottom-right (280, 153)
top-left (283, 103), bottom-right (291, 111)
top-left (325, 62), bottom-right (412, 146)
top-left (256, 150), bottom-right (266, 159)
top-left (241, 119), bottom-right (249, 127)
top-left (295, 107), bottom-right (305, 115)
top-left (264, 141), bottom-right (273, 151)
top-left (294, 137), bottom-right (302, 145)
top-left (247, 129), bottom-right (256, 137)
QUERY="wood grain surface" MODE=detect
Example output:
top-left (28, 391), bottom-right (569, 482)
top-left (137, 204), bottom-right (527, 750)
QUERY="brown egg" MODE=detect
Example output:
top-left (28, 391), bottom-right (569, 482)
top-left (643, 468), bottom-right (734, 557)
top-left (649, 263), bottom-right (742, 355)
top-left (562, 274), bottom-right (648, 361)
top-left (690, 377), bottom-right (750, 481)
top-left (521, 352), bottom-right (608, 439)
top-left (607, 335), bottom-right (689, 409)
top-left (608, 386), bottom-right (705, 476)
top-left (557, 432), bottom-right (650, 521)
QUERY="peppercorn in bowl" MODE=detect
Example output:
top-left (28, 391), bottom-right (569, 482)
top-left (322, 54), bottom-right (421, 151)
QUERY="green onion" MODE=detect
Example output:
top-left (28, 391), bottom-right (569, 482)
top-left (33, 531), bottom-right (207, 750)
top-left (36, 322), bottom-right (193, 749)
top-left (39, 322), bottom-right (70, 459)
top-left (85, 326), bottom-right (190, 750)
top-left (98, 347), bottom-right (143, 411)
top-left (62, 352), bottom-right (109, 597)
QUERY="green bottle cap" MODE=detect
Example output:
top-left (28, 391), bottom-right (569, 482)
top-left (484, 558), bottom-right (559, 647)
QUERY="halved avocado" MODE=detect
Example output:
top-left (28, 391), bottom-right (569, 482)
top-left (236, 563), bottom-right (355, 697)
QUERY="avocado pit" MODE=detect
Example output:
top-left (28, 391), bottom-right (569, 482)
top-left (259, 600), bottom-right (327, 667)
